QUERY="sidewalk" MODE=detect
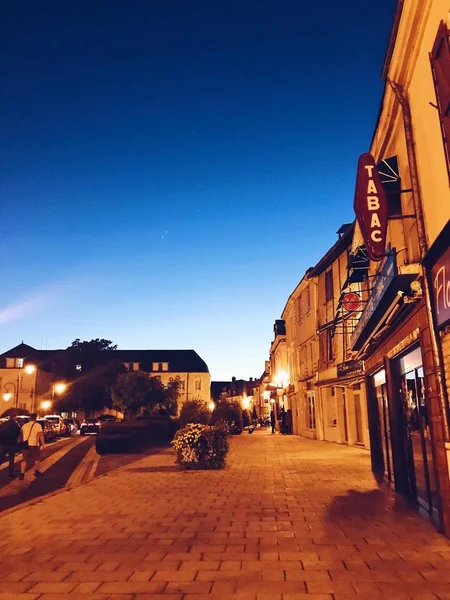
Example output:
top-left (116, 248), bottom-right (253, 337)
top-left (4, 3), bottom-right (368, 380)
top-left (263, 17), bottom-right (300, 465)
top-left (0, 430), bottom-right (449, 600)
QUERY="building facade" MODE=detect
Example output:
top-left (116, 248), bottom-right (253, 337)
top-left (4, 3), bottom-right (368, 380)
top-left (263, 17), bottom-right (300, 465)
top-left (309, 225), bottom-right (370, 449)
top-left (281, 271), bottom-right (319, 438)
top-left (350, 0), bottom-right (450, 534)
top-left (0, 343), bottom-right (211, 416)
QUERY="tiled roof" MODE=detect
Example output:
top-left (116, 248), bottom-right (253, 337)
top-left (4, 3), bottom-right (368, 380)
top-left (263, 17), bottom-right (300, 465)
top-left (0, 344), bottom-right (209, 374)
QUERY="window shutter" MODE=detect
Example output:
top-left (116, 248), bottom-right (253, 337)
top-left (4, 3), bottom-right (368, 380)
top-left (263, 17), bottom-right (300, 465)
top-left (430, 21), bottom-right (450, 169)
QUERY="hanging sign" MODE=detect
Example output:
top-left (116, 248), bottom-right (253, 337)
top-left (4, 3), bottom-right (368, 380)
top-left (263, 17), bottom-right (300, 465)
top-left (342, 292), bottom-right (361, 312)
top-left (354, 153), bottom-right (388, 262)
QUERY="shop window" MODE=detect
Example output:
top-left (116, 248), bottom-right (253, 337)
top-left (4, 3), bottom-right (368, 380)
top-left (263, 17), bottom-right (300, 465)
top-left (325, 270), bottom-right (334, 302)
top-left (430, 21), bottom-right (450, 173)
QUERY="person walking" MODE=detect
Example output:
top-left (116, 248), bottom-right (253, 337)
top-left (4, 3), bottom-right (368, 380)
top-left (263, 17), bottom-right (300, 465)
top-left (19, 413), bottom-right (45, 480)
top-left (0, 417), bottom-right (21, 479)
top-left (270, 409), bottom-right (276, 434)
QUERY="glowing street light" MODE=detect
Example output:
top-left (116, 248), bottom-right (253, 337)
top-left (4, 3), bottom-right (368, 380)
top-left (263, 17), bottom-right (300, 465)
top-left (41, 400), bottom-right (52, 411)
top-left (24, 364), bottom-right (36, 375)
top-left (53, 382), bottom-right (67, 396)
top-left (242, 396), bottom-right (250, 410)
top-left (208, 401), bottom-right (215, 411)
top-left (3, 392), bottom-right (12, 402)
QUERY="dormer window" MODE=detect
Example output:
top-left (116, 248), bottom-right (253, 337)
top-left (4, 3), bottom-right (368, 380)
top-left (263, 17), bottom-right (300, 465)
top-left (152, 362), bottom-right (169, 372)
top-left (16, 358), bottom-right (24, 368)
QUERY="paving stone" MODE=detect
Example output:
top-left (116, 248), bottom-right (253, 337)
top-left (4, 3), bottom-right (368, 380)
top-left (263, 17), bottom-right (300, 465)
top-left (0, 433), bottom-right (448, 599)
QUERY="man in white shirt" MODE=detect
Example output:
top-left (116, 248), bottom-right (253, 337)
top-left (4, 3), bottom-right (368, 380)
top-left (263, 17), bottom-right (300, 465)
top-left (19, 413), bottom-right (45, 480)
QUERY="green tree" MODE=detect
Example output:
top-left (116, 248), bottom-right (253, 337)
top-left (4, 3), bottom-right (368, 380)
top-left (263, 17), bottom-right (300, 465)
top-left (179, 398), bottom-right (210, 428)
top-left (52, 339), bottom-right (122, 415)
top-left (111, 373), bottom-right (182, 418)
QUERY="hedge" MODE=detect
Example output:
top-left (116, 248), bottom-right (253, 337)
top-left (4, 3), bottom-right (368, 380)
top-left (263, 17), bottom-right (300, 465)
top-left (95, 417), bottom-right (179, 455)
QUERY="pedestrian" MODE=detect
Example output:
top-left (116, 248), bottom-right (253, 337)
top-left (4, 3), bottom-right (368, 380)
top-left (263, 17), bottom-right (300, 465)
top-left (281, 407), bottom-right (287, 434)
top-left (270, 409), bottom-right (276, 434)
top-left (19, 413), bottom-right (45, 480)
top-left (0, 417), bottom-right (21, 479)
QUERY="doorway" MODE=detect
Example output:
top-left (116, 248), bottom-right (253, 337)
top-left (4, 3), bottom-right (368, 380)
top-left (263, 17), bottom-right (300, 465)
top-left (395, 347), bottom-right (438, 519)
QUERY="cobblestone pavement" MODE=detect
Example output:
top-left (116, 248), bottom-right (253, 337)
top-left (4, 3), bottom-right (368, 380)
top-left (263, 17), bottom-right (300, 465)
top-left (0, 429), bottom-right (449, 600)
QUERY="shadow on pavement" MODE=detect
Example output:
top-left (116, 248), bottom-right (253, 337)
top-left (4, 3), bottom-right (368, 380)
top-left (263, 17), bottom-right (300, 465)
top-left (325, 483), bottom-right (417, 527)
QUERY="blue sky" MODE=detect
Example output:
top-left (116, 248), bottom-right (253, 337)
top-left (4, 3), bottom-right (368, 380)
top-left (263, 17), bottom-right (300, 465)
top-left (1, 0), bottom-right (395, 379)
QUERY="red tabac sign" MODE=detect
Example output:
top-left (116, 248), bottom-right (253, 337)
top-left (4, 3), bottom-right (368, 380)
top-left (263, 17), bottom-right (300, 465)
top-left (354, 153), bottom-right (388, 262)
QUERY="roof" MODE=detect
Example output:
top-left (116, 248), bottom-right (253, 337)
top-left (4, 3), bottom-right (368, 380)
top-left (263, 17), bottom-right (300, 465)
top-left (211, 378), bottom-right (260, 400)
top-left (0, 343), bottom-right (63, 370)
top-left (0, 344), bottom-right (209, 374)
top-left (308, 223), bottom-right (354, 277)
top-left (114, 350), bottom-right (209, 373)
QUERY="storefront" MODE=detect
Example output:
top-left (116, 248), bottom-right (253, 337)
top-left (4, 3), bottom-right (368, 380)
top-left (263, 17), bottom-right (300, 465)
top-left (352, 249), bottom-right (445, 530)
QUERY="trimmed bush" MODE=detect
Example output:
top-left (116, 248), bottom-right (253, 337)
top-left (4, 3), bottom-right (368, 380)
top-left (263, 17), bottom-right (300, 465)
top-left (179, 398), bottom-right (210, 428)
top-left (95, 417), bottom-right (179, 455)
top-left (172, 423), bottom-right (229, 470)
top-left (210, 399), bottom-right (243, 435)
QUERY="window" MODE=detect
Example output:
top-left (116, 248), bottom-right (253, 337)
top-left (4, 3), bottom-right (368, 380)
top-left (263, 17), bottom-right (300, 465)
top-left (152, 362), bottom-right (160, 371)
top-left (305, 285), bottom-right (311, 314)
top-left (319, 329), bottom-right (334, 363)
top-left (5, 358), bottom-right (14, 368)
top-left (195, 379), bottom-right (202, 391)
top-left (16, 358), bottom-right (24, 368)
top-left (178, 380), bottom-right (185, 391)
top-left (162, 362), bottom-right (169, 371)
top-left (325, 270), bottom-right (333, 302)
top-left (430, 21), bottom-right (450, 172)
top-left (297, 293), bottom-right (303, 323)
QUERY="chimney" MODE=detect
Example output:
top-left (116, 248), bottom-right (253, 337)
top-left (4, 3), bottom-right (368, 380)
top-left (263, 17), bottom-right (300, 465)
top-left (232, 376), bottom-right (236, 382)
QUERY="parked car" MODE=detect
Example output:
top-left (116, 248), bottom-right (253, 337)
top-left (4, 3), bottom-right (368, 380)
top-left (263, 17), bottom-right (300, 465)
top-left (80, 418), bottom-right (101, 435)
top-left (37, 419), bottom-right (57, 443)
top-left (44, 415), bottom-right (71, 437)
top-left (63, 418), bottom-right (78, 434)
top-left (98, 414), bottom-right (116, 423)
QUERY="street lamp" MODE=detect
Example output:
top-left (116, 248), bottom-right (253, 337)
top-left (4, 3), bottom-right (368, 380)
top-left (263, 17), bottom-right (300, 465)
top-left (208, 401), bottom-right (215, 411)
top-left (53, 382), bottom-right (67, 397)
top-left (15, 363), bottom-right (36, 408)
top-left (3, 392), bottom-right (13, 402)
top-left (41, 400), bottom-right (52, 412)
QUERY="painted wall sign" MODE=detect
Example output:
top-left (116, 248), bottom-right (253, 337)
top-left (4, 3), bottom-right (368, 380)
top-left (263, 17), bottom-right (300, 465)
top-left (354, 153), bottom-right (388, 262)
top-left (431, 246), bottom-right (450, 329)
top-left (337, 360), bottom-right (364, 378)
top-left (342, 292), bottom-right (361, 312)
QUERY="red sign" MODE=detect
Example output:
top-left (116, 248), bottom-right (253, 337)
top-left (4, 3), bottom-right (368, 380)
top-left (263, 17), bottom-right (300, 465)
top-left (342, 292), bottom-right (361, 312)
top-left (354, 153), bottom-right (388, 262)
top-left (431, 246), bottom-right (450, 328)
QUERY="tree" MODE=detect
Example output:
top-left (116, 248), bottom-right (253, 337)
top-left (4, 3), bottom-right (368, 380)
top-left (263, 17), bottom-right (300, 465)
top-left (111, 373), bottom-right (181, 419)
top-left (179, 398), bottom-right (210, 428)
top-left (52, 339), bottom-right (123, 415)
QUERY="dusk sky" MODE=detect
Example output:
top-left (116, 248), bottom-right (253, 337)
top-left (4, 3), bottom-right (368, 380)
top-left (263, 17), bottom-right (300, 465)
top-left (1, 1), bottom-right (395, 380)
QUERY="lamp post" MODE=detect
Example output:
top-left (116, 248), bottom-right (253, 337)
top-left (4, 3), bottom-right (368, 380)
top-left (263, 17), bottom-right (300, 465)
top-left (15, 364), bottom-right (36, 409)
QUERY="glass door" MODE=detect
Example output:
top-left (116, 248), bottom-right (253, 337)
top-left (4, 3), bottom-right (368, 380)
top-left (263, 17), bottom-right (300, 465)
top-left (397, 348), bottom-right (438, 517)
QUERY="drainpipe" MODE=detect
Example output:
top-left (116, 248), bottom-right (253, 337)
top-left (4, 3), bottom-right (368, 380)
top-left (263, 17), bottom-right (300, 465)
top-left (387, 78), bottom-right (450, 441)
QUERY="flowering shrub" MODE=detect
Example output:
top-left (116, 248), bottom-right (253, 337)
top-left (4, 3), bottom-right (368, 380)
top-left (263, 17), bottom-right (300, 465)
top-left (172, 423), bottom-right (229, 470)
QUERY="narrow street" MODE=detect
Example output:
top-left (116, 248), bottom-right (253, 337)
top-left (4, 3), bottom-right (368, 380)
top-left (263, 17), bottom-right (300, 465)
top-left (0, 430), bottom-right (449, 600)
